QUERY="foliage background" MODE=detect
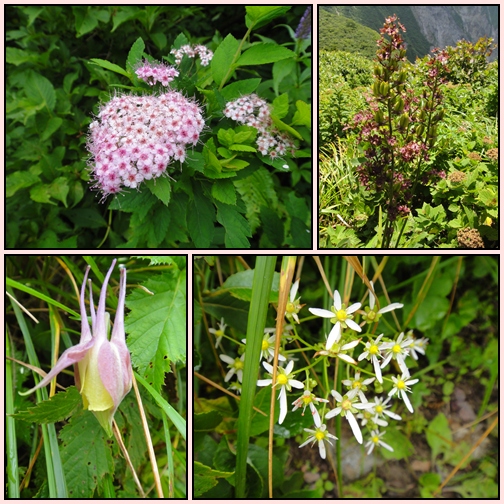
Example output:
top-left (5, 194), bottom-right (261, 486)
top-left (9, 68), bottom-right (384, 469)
top-left (6, 255), bottom-right (186, 498)
top-left (6, 5), bottom-right (311, 249)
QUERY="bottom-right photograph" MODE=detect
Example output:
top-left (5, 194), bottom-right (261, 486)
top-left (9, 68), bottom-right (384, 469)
top-left (193, 255), bottom-right (498, 499)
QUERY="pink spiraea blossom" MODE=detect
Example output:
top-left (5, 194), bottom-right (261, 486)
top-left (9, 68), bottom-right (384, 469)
top-left (135, 59), bottom-right (179, 86)
top-left (223, 94), bottom-right (296, 160)
top-left (20, 259), bottom-right (132, 437)
top-left (170, 44), bottom-right (213, 66)
top-left (87, 91), bottom-right (204, 198)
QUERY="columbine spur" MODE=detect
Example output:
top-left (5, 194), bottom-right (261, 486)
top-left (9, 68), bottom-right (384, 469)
top-left (21, 259), bottom-right (133, 437)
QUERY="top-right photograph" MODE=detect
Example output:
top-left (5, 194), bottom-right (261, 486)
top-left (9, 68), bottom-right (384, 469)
top-left (318, 5), bottom-right (498, 249)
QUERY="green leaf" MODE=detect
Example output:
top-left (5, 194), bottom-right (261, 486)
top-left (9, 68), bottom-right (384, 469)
top-left (145, 176), bottom-right (171, 206)
top-left (24, 71), bottom-right (56, 111)
top-left (89, 58), bottom-right (130, 78)
top-left (290, 217), bottom-right (311, 248)
top-left (426, 413), bottom-right (452, 460)
top-left (222, 159), bottom-right (249, 171)
top-left (73, 7), bottom-right (99, 37)
top-left (133, 256), bottom-right (177, 266)
top-left (292, 100), bottom-right (311, 127)
top-left (272, 93), bottom-right (289, 119)
top-left (245, 6), bottom-right (291, 29)
top-left (212, 180), bottom-right (237, 205)
top-left (126, 269), bottom-right (186, 392)
top-left (188, 185), bottom-right (215, 247)
top-left (194, 461), bottom-right (234, 497)
top-left (212, 34), bottom-right (240, 86)
top-left (271, 115), bottom-right (303, 139)
top-left (229, 144), bottom-right (256, 152)
top-left (260, 206), bottom-right (284, 247)
top-left (13, 387), bottom-right (81, 423)
top-left (272, 58), bottom-right (296, 95)
top-left (215, 202), bottom-right (251, 248)
top-left (236, 43), bottom-right (295, 66)
top-left (220, 78), bottom-right (261, 101)
top-left (218, 128), bottom-right (235, 148)
top-left (59, 410), bottom-right (114, 498)
top-left (221, 270), bottom-right (279, 303)
top-left (40, 117), bottom-right (63, 141)
top-left (126, 37), bottom-right (145, 74)
top-left (194, 411), bottom-right (224, 432)
top-left (6, 171), bottom-right (40, 198)
top-left (64, 207), bottom-right (107, 229)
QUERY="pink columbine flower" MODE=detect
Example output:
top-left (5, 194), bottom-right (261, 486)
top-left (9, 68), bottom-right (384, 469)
top-left (87, 91), bottom-right (204, 198)
top-left (20, 259), bottom-right (132, 437)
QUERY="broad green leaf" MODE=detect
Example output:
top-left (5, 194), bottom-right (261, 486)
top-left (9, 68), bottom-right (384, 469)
top-left (73, 7), bottom-right (99, 37)
top-left (40, 117), bottom-right (63, 141)
top-left (188, 185), bottom-right (215, 247)
top-left (194, 461), bottom-right (234, 497)
top-left (245, 6), bottom-right (291, 30)
top-left (111, 6), bottom-right (140, 32)
top-left (272, 93), bottom-right (289, 119)
top-left (89, 58), bottom-right (130, 78)
top-left (30, 184), bottom-right (56, 205)
top-left (218, 128), bottom-right (235, 148)
top-left (292, 100), bottom-right (311, 127)
top-left (147, 204), bottom-right (170, 247)
top-left (220, 78), bottom-right (261, 101)
top-left (215, 202), bottom-right (251, 248)
top-left (59, 410), bottom-right (114, 498)
top-left (222, 159), bottom-right (249, 171)
top-left (229, 144), bottom-right (256, 152)
top-left (260, 206), bottom-right (284, 247)
top-left (221, 270), bottom-right (279, 303)
top-left (126, 269), bottom-right (186, 392)
top-left (426, 413), bottom-right (452, 460)
top-left (272, 58), bottom-right (296, 95)
top-left (6, 47), bottom-right (35, 66)
top-left (271, 115), bottom-right (303, 139)
top-left (212, 34), bottom-right (240, 86)
top-left (211, 180), bottom-right (237, 205)
top-left (13, 387), bottom-right (81, 423)
top-left (289, 216), bottom-right (311, 248)
top-left (236, 44), bottom-right (295, 67)
top-left (64, 207), bottom-right (107, 229)
top-left (232, 131), bottom-right (253, 144)
top-left (145, 176), bottom-right (171, 206)
top-left (24, 71), bottom-right (56, 111)
top-left (126, 36), bottom-right (145, 74)
top-left (194, 411), bottom-right (224, 432)
top-left (6, 171), bottom-right (40, 198)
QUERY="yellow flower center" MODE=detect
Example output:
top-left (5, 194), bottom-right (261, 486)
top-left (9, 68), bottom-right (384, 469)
top-left (368, 311), bottom-right (376, 321)
top-left (303, 395), bottom-right (312, 405)
top-left (353, 381), bottom-right (362, 389)
top-left (392, 344), bottom-right (402, 354)
top-left (375, 405), bottom-right (383, 413)
top-left (286, 301), bottom-right (295, 313)
top-left (372, 435), bottom-right (379, 444)
top-left (336, 309), bottom-right (347, 321)
top-left (215, 329), bottom-right (224, 337)
top-left (262, 340), bottom-right (269, 350)
top-left (342, 398), bottom-right (352, 410)
top-left (315, 430), bottom-right (325, 441)
top-left (369, 344), bottom-right (379, 355)
top-left (397, 380), bottom-right (405, 389)
top-left (277, 373), bottom-right (288, 385)
top-left (234, 359), bottom-right (244, 370)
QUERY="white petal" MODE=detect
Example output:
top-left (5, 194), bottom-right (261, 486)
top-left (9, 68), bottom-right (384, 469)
top-left (346, 319), bottom-right (362, 332)
top-left (262, 361), bottom-right (274, 374)
top-left (346, 411), bottom-right (363, 444)
top-left (405, 378), bottom-right (419, 386)
top-left (380, 353), bottom-right (392, 369)
top-left (289, 379), bottom-right (305, 389)
top-left (378, 303), bottom-right (403, 313)
top-left (388, 386), bottom-right (397, 397)
top-left (257, 379), bottom-right (272, 387)
top-left (333, 290), bottom-right (342, 310)
top-left (338, 354), bottom-right (357, 364)
top-left (285, 360), bottom-right (295, 374)
top-left (331, 390), bottom-right (342, 401)
top-left (325, 407), bottom-right (341, 419)
top-left (341, 339), bottom-right (360, 350)
top-left (384, 410), bottom-right (402, 420)
top-left (318, 439), bottom-right (326, 459)
top-left (224, 369), bottom-right (234, 382)
top-left (279, 386), bottom-right (287, 424)
top-left (326, 323), bottom-right (341, 349)
top-left (357, 351), bottom-right (368, 362)
top-left (373, 357), bottom-right (383, 384)
top-left (346, 302), bottom-right (361, 314)
top-left (290, 280), bottom-right (299, 301)
top-left (299, 436), bottom-right (315, 448)
top-left (401, 390), bottom-right (414, 413)
top-left (219, 354), bottom-right (234, 364)
top-left (310, 403), bottom-right (322, 427)
top-left (368, 281), bottom-right (376, 310)
top-left (309, 308), bottom-right (334, 318)
top-left (379, 440), bottom-right (394, 452)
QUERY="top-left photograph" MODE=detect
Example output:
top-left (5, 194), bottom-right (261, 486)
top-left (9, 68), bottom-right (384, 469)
top-left (6, 5), bottom-right (312, 250)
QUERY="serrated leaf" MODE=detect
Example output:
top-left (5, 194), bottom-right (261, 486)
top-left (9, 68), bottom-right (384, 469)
top-left (13, 386), bottom-right (82, 423)
top-left (260, 206), bottom-right (284, 247)
top-left (188, 185), bottom-right (215, 247)
top-left (145, 176), bottom-right (171, 206)
top-left (212, 34), bottom-right (240, 86)
top-left (236, 44), bottom-right (295, 66)
top-left (126, 270), bottom-right (186, 392)
top-left (24, 71), bottom-right (56, 111)
top-left (59, 410), bottom-right (115, 498)
top-left (89, 58), bottom-right (130, 78)
top-left (292, 100), bottom-right (311, 127)
top-left (194, 461), bottom-right (234, 497)
top-left (133, 256), bottom-right (177, 266)
top-left (126, 37), bottom-right (145, 74)
top-left (245, 6), bottom-right (291, 30)
top-left (6, 171), bottom-right (40, 198)
top-left (220, 78), bottom-right (261, 101)
top-left (215, 202), bottom-right (251, 248)
top-left (229, 144), bottom-right (256, 152)
top-left (272, 93), bottom-right (289, 119)
top-left (212, 180), bottom-right (237, 205)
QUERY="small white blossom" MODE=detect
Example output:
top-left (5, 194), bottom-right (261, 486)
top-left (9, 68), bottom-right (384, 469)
top-left (357, 333), bottom-right (387, 383)
top-left (407, 334), bottom-right (429, 360)
top-left (388, 373), bottom-right (419, 413)
top-left (219, 353), bottom-right (245, 383)
top-left (372, 396), bottom-right (402, 426)
top-left (380, 332), bottom-right (414, 376)
top-left (299, 424), bottom-right (338, 460)
top-left (285, 280), bottom-right (303, 324)
top-left (309, 290), bottom-right (362, 350)
top-left (241, 333), bottom-right (287, 363)
top-left (365, 430), bottom-right (394, 455)
top-left (325, 389), bottom-right (375, 444)
top-left (362, 281), bottom-right (404, 324)
top-left (257, 360), bottom-right (304, 424)
top-left (318, 335), bottom-right (360, 364)
top-left (209, 317), bottom-right (227, 349)
top-left (292, 389), bottom-right (329, 427)
top-left (342, 370), bottom-right (375, 403)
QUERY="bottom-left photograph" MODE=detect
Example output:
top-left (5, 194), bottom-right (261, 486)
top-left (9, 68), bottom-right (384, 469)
top-left (6, 255), bottom-right (187, 499)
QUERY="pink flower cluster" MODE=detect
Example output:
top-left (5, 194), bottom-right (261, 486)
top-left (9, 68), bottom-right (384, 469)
top-left (170, 44), bottom-right (213, 66)
top-left (87, 91), bottom-right (204, 198)
top-left (135, 60), bottom-right (179, 86)
top-left (223, 94), bottom-right (296, 159)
